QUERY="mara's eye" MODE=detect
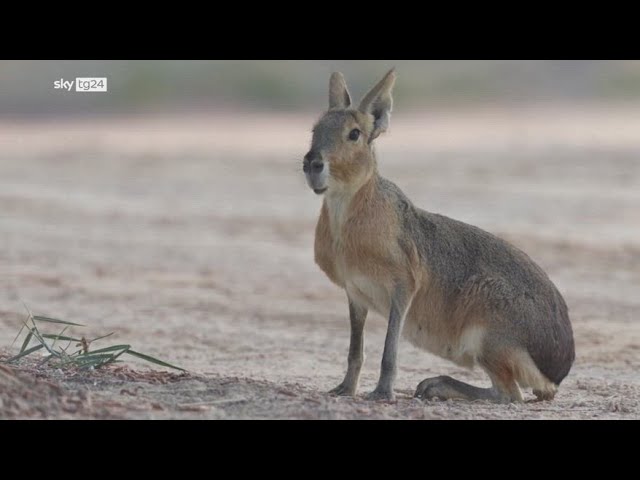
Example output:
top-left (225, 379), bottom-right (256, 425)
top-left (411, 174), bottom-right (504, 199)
top-left (348, 129), bottom-right (360, 141)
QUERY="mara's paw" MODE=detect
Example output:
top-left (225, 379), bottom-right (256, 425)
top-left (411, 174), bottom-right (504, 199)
top-left (328, 382), bottom-right (356, 397)
top-left (414, 376), bottom-right (454, 400)
top-left (414, 375), bottom-right (509, 403)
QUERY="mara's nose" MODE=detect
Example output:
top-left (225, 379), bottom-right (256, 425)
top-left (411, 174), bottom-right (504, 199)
top-left (303, 151), bottom-right (324, 173)
top-left (310, 160), bottom-right (324, 173)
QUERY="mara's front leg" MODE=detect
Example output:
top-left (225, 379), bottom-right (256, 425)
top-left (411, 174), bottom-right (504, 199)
top-left (328, 297), bottom-right (368, 396)
top-left (366, 286), bottom-right (413, 401)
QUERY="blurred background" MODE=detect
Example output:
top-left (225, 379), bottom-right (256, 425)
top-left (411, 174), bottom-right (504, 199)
top-left (0, 61), bottom-right (638, 416)
top-left (3, 60), bottom-right (640, 116)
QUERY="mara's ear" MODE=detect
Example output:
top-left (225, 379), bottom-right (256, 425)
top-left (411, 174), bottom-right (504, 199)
top-left (358, 68), bottom-right (396, 141)
top-left (329, 72), bottom-right (352, 110)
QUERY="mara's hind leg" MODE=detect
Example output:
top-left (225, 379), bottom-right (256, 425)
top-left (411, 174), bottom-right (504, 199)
top-left (486, 345), bottom-right (558, 402)
top-left (415, 348), bottom-right (524, 404)
top-left (415, 375), bottom-right (511, 403)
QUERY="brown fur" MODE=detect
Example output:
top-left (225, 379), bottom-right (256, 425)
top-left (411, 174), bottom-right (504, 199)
top-left (304, 69), bottom-right (574, 403)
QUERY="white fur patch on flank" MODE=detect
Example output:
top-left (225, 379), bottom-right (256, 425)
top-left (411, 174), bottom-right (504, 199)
top-left (346, 274), bottom-right (391, 317)
top-left (458, 326), bottom-right (486, 357)
top-left (402, 322), bottom-right (486, 369)
top-left (451, 325), bottom-right (486, 366)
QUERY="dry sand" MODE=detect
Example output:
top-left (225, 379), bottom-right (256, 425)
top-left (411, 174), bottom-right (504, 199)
top-left (1, 105), bottom-right (639, 419)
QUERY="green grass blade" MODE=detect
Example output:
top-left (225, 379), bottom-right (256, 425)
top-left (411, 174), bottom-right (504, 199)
top-left (74, 353), bottom-right (120, 369)
top-left (89, 332), bottom-right (114, 343)
top-left (32, 315), bottom-right (84, 327)
top-left (7, 344), bottom-right (44, 362)
top-left (125, 350), bottom-right (186, 371)
top-left (83, 344), bottom-right (130, 355)
top-left (29, 324), bottom-right (60, 358)
top-left (7, 306), bottom-right (186, 372)
top-left (49, 326), bottom-right (68, 350)
top-left (111, 346), bottom-right (132, 362)
top-left (75, 353), bottom-right (121, 361)
top-left (74, 353), bottom-right (118, 365)
top-left (82, 347), bottom-right (129, 368)
top-left (11, 308), bottom-right (34, 348)
top-left (10, 324), bottom-right (26, 349)
top-left (19, 330), bottom-right (34, 353)
top-left (57, 345), bottom-right (73, 363)
top-left (59, 339), bottom-right (73, 354)
top-left (41, 334), bottom-right (83, 342)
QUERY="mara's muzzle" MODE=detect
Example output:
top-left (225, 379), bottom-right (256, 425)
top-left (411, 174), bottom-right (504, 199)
top-left (303, 150), bottom-right (328, 194)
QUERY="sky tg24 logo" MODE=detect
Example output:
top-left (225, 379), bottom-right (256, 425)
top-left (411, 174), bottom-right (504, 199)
top-left (53, 78), bottom-right (108, 92)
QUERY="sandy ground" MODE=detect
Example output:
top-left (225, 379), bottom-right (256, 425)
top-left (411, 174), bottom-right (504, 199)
top-left (1, 105), bottom-right (639, 419)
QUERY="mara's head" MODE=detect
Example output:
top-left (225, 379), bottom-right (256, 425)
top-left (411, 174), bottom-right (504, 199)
top-left (303, 69), bottom-right (396, 195)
